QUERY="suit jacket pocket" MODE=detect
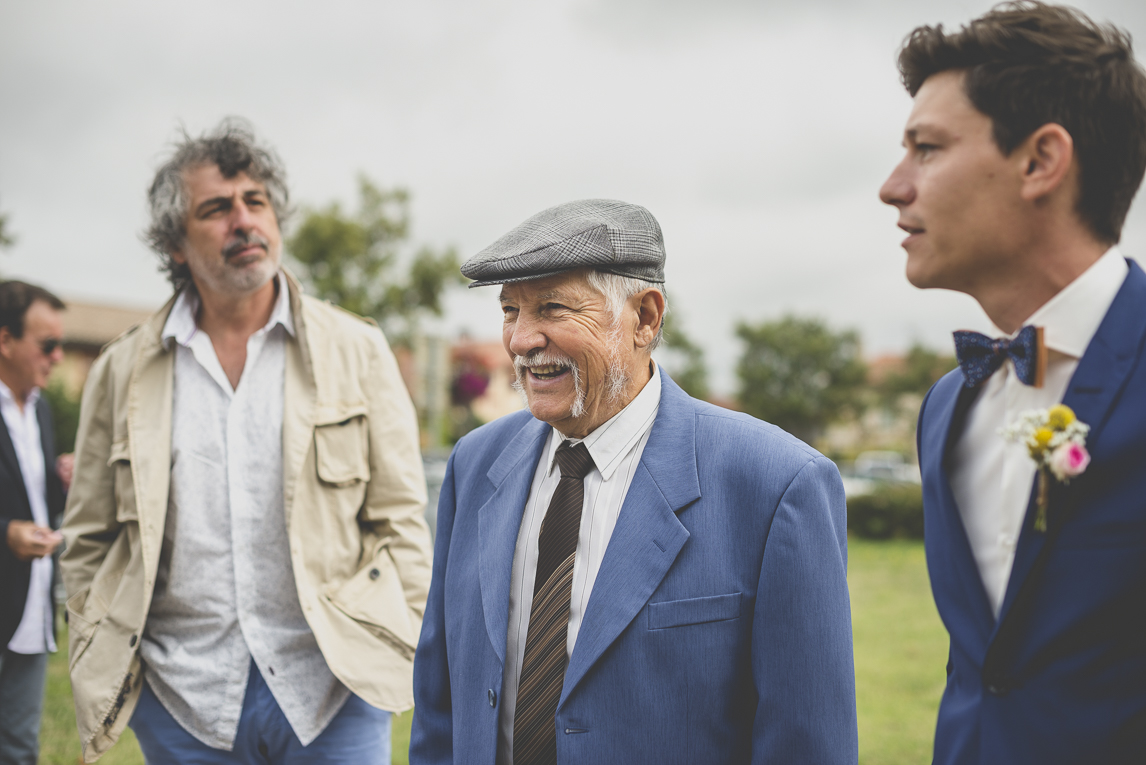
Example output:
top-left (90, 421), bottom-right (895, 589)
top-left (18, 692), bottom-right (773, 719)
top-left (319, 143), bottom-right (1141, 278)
top-left (648, 592), bottom-right (741, 630)
top-left (324, 546), bottom-right (417, 660)
top-left (314, 407), bottom-right (369, 486)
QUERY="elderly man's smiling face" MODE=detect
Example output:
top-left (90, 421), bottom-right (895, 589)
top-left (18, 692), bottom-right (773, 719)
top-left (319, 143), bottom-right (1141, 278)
top-left (500, 270), bottom-right (655, 438)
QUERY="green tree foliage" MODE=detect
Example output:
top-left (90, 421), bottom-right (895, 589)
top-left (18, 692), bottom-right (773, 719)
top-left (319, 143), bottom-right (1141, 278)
top-left (876, 343), bottom-right (957, 406)
top-left (287, 176), bottom-right (464, 341)
top-left (735, 315), bottom-right (867, 443)
top-left (659, 311), bottom-right (708, 400)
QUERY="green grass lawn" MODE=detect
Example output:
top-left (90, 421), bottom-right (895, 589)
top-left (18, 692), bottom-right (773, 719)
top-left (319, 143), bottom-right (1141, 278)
top-left (41, 538), bottom-right (945, 764)
top-left (850, 537), bottom-right (948, 764)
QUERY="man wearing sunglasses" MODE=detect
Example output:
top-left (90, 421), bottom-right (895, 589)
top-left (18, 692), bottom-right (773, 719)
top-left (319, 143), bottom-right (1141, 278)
top-left (0, 280), bottom-right (67, 765)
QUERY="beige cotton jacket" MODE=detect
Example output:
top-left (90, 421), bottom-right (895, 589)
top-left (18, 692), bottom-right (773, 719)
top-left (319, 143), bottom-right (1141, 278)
top-left (59, 271), bottom-right (433, 762)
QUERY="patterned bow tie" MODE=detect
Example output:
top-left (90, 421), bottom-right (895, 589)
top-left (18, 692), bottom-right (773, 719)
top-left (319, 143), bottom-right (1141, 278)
top-left (953, 326), bottom-right (1046, 389)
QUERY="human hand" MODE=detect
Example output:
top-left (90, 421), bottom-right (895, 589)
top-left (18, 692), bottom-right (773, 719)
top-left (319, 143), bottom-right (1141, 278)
top-left (57, 453), bottom-right (75, 491)
top-left (6, 520), bottom-right (63, 561)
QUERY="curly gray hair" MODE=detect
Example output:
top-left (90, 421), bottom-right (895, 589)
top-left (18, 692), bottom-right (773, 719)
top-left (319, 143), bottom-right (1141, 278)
top-left (144, 118), bottom-right (291, 293)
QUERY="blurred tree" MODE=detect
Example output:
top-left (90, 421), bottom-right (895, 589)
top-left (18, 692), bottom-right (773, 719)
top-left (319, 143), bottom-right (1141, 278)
top-left (735, 315), bottom-right (867, 444)
top-left (876, 343), bottom-right (957, 407)
top-left (659, 311), bottom-right (708, 400)
top-left (287, 176), bottom-right (465, 342)
top-left (44, 379), bottom-right (80, 454)
top-left (0, 204), bottom-right (14, 249)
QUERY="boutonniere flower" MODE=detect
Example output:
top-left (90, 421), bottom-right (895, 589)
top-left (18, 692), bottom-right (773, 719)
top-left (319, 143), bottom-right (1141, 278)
top-left (1000, 404), bottom-right (1090, 532)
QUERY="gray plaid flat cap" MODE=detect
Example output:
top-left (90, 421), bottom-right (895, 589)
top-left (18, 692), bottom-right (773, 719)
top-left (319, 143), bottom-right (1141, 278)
top-left (462, 199), bottom-right (665, 287)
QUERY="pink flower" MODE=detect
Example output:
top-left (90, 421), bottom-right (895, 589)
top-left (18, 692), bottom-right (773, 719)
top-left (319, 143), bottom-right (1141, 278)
top-left (1049, 442), bottom-right (1090, 482)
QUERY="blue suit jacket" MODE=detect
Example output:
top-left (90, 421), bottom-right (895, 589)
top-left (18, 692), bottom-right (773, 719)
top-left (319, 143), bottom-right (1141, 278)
top-left (919, 260), bottom-right (1146, 764)
top-left (410, 371), bottom-right (857, 764)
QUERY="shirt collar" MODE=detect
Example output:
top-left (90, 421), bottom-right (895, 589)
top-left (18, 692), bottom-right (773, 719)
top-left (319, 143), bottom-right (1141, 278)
top-left (994, 246), bottom-right (1128, 359)
top-left (162, 271), bottom-right (295, 348)
top-left (0, 377), bottom-right (39, 411)
top-left (545, 362), bottom-right (662, 482)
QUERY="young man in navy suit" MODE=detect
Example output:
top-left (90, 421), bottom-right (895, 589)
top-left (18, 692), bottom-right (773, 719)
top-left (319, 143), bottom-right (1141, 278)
top-left (410, 199), bottom-right (857, 764)
top-left (880, 3), bottom-right (1146, 762)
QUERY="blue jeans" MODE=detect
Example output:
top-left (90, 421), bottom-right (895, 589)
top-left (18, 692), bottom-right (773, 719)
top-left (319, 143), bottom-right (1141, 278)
top-left (0, 649), bottom-right (48, 765)
top-left (130, 663), bottom-right (391, 764)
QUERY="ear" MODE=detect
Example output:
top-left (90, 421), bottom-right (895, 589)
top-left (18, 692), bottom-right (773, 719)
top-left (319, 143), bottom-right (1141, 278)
top-left (0, 327), bottom-right (15, 361)
top-left (170, 249), bottom-right (188, 266)
top-left (1018, 123), bottom-right (1075, 202)
top-left (631, 288), bottom-right (666, 350)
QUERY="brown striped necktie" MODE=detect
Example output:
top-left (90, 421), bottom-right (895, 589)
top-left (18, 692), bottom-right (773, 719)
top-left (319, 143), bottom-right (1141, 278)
top-left (513, 440), bottom-right (595, 765)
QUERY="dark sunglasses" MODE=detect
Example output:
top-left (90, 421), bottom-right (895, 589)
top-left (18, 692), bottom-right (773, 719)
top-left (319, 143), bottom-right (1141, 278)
top-left (39, 338), bottom-right (62, 356)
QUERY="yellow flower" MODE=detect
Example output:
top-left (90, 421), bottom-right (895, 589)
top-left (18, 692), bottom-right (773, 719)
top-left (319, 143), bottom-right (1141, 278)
top-left (1029, 428), bottom-right (1055, 457)
top-left (1047, 404), bottom-right (1075, 430)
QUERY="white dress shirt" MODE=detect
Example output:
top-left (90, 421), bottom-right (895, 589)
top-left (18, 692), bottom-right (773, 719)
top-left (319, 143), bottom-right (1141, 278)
top-left (2, 382), bottom-right (57, 655)
top-left (498, 364), bottom-right (662, 764)
top-left (141, 273), bottom-right (349, 749)
top-left (951, 247), bottom-right (1128, 617)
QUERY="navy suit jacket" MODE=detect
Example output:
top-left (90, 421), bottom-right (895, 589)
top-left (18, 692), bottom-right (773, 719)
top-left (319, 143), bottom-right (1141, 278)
top-left (0, 395), bottom-right (66, 648)
top-left (410, 370), bottom-right (857, 764)
top-left (919, 260), bottom-right (1146, 764)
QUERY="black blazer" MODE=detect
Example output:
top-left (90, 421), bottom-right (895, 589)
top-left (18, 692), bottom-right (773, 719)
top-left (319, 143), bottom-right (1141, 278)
top-left (0, 395), bottom-right (66, 648)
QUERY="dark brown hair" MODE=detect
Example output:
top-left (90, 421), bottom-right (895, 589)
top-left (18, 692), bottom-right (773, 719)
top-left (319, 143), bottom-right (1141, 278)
top-left (0, 281), bottom-right (65, 338)
top-left (898, 1), bottom-right (1146, 244)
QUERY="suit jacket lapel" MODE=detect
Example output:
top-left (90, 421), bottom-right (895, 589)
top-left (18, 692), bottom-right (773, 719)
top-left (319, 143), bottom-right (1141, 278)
top-left (560, 373), bottom-right (696, 706)
top-left (478, 417), bottom-right (550, 665)
top-left (0, 408), bottom-right (30, 517)
top-left (928, 373), bottom-right (996, 628)
top-left (990, 260), bottom-right (1146, 652)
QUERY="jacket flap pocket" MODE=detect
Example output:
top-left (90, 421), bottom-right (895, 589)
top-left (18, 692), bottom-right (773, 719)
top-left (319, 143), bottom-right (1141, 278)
top-left (107, 442), bottom-right (138, 522)
top-left (107, 441), bottom-right (130, 466)
top-left (314, 403), bottom-right (368, 427)
top-left (314, 411), bottom-right (369, 486)
top-left (648, 592), bottom-right (741, 630)
top-left (324, 548), bottom-right (416, 658)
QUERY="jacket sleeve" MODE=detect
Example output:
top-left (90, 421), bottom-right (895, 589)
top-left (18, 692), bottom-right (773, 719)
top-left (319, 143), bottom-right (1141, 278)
top-left (59, 350), bottom-right (119, 602)
top-left (360, 331), bottom-right (434, 634)
top-left (409, 448), bottom-right (459, 765)
top-left (752, 455), bottom-right (859, 764)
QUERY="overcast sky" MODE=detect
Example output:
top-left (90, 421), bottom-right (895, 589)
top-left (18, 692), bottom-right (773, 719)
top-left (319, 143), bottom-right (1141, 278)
top-left (3, 0), bottom-right (1145, 394)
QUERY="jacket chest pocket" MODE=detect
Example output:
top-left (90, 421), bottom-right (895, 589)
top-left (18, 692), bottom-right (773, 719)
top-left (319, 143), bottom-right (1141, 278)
top-left (648, 592), bottom-right (742, 630)
top-left (314, 407), bottom-right (369, 486)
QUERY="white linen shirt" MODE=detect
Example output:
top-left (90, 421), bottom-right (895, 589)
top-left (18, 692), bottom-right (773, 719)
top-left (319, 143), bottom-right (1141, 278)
top-left (498, 364), bottom-right (662, 764)
top-left (141, 273), bottom-right (349, 750)
top-left (950, 247), bottom-right (1128, 617)
top-left (2, 382), bottom-right (56, 655)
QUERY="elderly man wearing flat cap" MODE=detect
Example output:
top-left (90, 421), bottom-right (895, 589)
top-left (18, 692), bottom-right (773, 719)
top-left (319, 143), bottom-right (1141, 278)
top-left (409, 199), bottom-right (857, 765)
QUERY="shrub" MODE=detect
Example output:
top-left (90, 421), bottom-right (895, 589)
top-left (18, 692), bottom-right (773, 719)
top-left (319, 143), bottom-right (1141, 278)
top-left (848, 483), bottom-right (924, 540)
top-left (44, 378), bottom-right (81, 454)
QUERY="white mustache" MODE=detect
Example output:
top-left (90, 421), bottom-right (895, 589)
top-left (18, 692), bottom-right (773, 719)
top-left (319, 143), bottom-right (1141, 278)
top-left (512, 350), bottom-right (575, 375)
top-left (512, 350), bottom-right (586, 418)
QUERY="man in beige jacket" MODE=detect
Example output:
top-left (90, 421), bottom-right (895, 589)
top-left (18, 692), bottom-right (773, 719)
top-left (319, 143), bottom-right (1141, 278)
top-left (60, 119), bottom-right (433, 764)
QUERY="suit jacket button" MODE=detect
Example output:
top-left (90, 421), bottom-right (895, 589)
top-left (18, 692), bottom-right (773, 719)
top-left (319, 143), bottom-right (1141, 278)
top-left (369, 568), bottom-right (380, 580)
top-left (986, 681), bottom-right (1008, 696)
top-left (488, 689), bottom-right (497, 707)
